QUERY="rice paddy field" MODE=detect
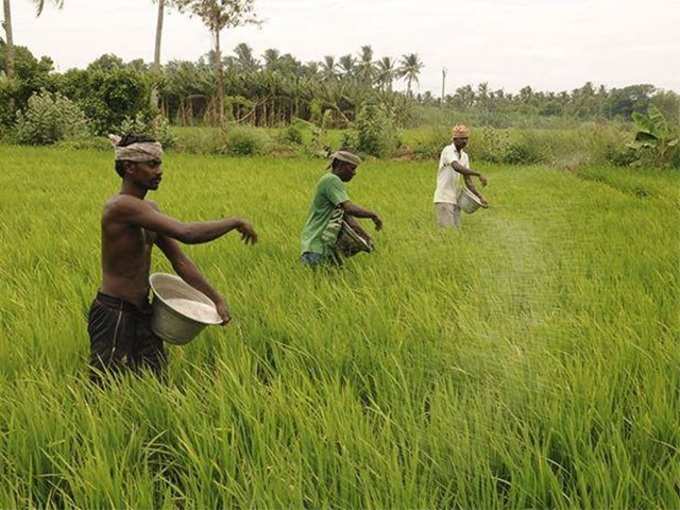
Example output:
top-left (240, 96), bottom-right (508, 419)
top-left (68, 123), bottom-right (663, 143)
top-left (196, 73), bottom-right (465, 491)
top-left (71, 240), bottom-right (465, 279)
top-left (1, 145), bottom-right (679, 508)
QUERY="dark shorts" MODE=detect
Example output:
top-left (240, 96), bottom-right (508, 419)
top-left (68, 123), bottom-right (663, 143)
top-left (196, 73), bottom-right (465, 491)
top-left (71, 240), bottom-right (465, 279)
top-left (87, 292), bottom-right (167, 381)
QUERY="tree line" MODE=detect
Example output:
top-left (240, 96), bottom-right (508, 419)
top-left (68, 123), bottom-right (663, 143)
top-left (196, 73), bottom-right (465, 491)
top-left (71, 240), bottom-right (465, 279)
top-left (1, 0), bottom-right (679, 135)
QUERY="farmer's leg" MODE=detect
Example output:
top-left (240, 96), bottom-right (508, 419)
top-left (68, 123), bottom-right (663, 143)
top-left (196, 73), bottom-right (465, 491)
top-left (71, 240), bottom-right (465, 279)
top-left (87, 293), bottom-right (136, 383)
top-left (130, 308), bottom-right (167, 378)
top-left (435, 203), bottom-right (456, 228)
top-left (452, 205), bottom-right (462, 229)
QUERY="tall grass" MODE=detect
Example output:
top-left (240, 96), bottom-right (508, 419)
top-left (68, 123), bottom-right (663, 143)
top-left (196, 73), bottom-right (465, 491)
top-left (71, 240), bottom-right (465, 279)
top-left (0, 147), bottom-right (678, 508)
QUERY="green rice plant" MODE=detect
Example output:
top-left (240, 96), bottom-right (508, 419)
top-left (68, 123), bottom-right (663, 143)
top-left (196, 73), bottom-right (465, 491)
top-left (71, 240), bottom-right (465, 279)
top-left (1, 146), bottom-right (678, 508)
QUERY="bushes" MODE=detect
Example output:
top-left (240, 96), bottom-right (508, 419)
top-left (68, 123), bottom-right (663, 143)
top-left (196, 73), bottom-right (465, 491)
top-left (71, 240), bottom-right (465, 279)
top-left (405, 127), bottom-right (449, 159)
top-left (221, 126), bottom-right (271, 156)
top-left (59, 68), bottom-right (152, 135)
top-left (406, 127), bottom-right (547, 165)
top-left (581, 124), bottom-right (637, 166)
top-left (501, 133), bottom-right (546, 165)
top-left (0, 77), bottom-right (17, 129)
top-left (405, 125), bottom-right (638, 167)
top-left (15, 90), bottom-right (90, 145)
top-left (356, 100), bottom-right (399, 158)
top-left (119, 112), bottom-right (176, 149)
top-left (8, 113), bottom-right (674, 169)
top-left (280, 124), bottom-right (304, 145)
top-left (172, 126), bottom-right (227, 154)
top-left (472, 128), bottom-right (511, 163)
top-left (338, 129), bottom-right (359, 152)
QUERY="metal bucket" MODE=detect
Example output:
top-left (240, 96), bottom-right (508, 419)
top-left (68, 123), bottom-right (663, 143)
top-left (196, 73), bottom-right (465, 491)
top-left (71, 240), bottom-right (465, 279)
top-left (149, 273), bottom-right (222, 345)
top-left (459, 188), bottom-right (483, 214)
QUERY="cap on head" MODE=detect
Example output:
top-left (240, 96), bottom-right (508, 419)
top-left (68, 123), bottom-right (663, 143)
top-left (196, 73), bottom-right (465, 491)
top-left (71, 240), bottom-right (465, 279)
top-left (330, 150), bottom-right (362, 167)
top-left (451, 124), bottom-right (470, 139)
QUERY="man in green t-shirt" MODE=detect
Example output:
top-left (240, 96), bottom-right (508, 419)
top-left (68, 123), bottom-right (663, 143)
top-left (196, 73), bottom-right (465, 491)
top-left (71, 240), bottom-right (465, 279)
top-left (300, 151), bottom-right (383, 266)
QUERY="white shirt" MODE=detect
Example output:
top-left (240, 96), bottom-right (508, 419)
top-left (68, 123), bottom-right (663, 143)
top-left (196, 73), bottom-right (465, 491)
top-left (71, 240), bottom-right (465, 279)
top-left (433, 144), bottom-right (469, 204)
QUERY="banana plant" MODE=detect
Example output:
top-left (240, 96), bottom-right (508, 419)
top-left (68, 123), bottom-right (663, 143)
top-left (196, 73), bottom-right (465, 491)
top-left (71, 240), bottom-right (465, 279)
top-left (627, 105), bottom-right (679, 166)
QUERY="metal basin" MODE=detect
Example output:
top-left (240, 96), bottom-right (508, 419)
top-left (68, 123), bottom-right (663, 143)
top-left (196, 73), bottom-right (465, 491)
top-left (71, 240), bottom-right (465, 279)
top-left (149, 273), bottom-right (222, 345)
top-left (459, 188), bottom-right (483, 214)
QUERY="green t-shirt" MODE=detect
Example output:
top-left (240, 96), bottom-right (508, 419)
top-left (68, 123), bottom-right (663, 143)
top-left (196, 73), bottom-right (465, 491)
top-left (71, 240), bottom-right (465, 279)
top-left (300, 173), bottom-right (349, 256)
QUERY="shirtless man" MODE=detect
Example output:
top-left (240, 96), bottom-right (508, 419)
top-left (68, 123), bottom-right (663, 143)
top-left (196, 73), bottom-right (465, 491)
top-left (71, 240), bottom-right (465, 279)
top-left (88, 134), bottom-right (257, 380)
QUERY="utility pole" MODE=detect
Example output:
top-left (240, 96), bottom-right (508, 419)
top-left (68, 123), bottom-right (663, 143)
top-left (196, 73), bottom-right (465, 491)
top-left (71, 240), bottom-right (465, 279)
top-left (441, 67), bottom-right (447, 107)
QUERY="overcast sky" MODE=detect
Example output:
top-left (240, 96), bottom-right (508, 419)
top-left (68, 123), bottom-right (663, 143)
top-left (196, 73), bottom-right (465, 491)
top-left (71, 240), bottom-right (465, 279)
top-left (10, 0), bottom-right (680, 94)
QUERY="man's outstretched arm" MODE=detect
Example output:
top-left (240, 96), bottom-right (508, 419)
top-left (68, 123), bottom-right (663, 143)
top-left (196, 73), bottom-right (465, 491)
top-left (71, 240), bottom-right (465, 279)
top-left (110, 196), bottom-right (257, 245)
top-left (155, 235), bottom-right (232, 324)
top-left (452, 161), bottom-right (488, 186)
top-left (340, 201), bottom-right (383, 230)
top-left (344, 215), bottom-right (372, 241)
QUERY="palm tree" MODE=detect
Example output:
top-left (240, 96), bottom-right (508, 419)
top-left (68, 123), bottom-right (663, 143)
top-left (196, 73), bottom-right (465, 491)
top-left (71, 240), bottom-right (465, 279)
top-left (175, 0), bottom-right (260, 125)
top-left (276, 53), bottom-right (300, 76)
top-left (152, 0), bottom-right (169, 71)
top-left (477, 82), bottom-right (489, 108)
top-left (2, 0), bottom-right (15, 79)
top-left (375, 56), bottom-right (396, 91)
top-left (398, 53), bottom-right (424, 96)
top-left (303, 60), bottom-right (319, 79)
top-left (262, 48), bottom-right (279, 71)
top-left (356, 45), bottom-right (374, 85)
top-left (234, 42), bottom-right (259, 72)
top-left (320, 55), bottom-right (337, 82)
top-left (453, 84), bottom-right (475, 109)
top-left (151, 0), bottom-right (175, 109)
top-left (34, 0), bottom-right (62, 16)
top-left (338, 54), bottom-right (355, 80)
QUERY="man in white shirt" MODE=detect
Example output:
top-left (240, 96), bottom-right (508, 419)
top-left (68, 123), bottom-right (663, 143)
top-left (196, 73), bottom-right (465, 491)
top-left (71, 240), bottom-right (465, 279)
top-left (433, 124), bottom-right (488, 228)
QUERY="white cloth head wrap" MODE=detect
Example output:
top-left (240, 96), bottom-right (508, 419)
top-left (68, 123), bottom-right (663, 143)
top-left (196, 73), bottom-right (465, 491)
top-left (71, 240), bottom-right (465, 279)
top-left (108, 134), bottom-right (163, 162)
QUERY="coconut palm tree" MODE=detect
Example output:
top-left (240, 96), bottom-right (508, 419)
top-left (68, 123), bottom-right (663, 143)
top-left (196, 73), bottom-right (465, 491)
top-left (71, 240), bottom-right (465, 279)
top-left (151, 0), bottom-right (176, 108)
top-left (2, 0), bottom-right (15, 79)
top-left (320, 55), bottom-right (337, 82)
top-left (303, 60), bottom-right (319, 79)
top-left (174, 0), bottom-right (260, 124)
top-left (34, 0), bottom-right (62, 16)
top-left (234, 42), bottom-right (259, 72)
top-left (356, 45), bottom-right (374, 86)
top-left (375, 56), bottom-right (396, 91)
top-left (398, 53), bottom-right (424, 96)
top-left (262, 48), bottom-right (280, 71)
top-left (338, 54), bottom-right (355, 80)
top-left (152, 0), bottom-right (171, 71)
